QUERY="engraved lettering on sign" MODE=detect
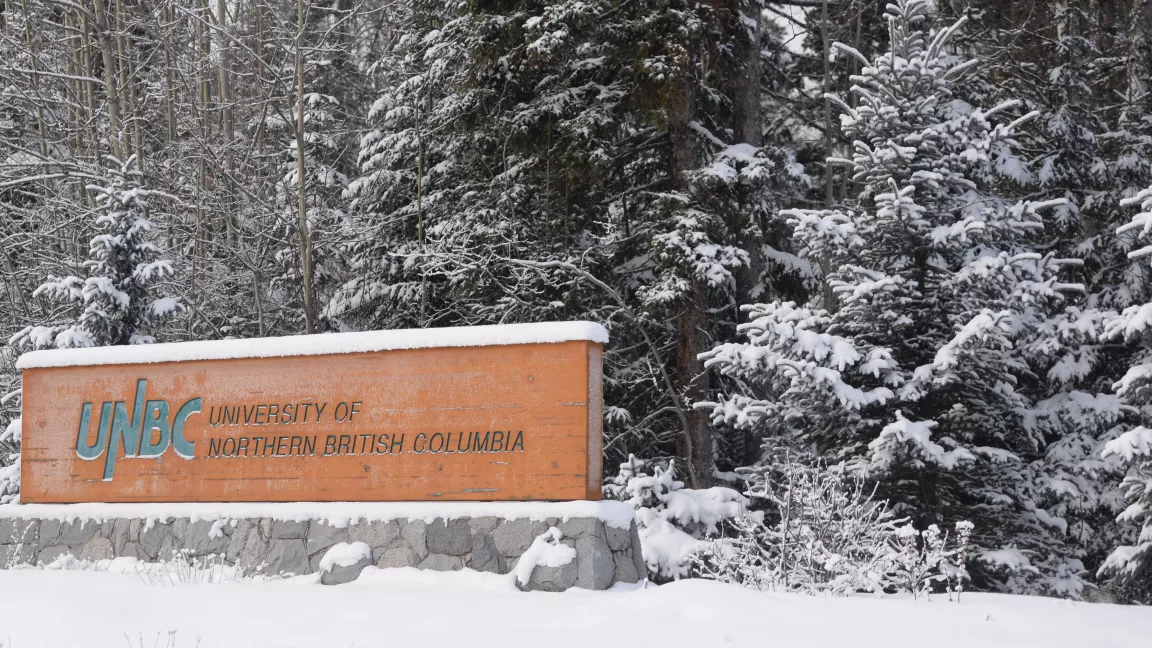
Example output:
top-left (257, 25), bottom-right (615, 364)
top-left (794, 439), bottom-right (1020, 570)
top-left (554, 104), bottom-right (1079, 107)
top-left (74, 379), bottom-right (528, 479)
top-left (73, 379), bottom-right (201, 481)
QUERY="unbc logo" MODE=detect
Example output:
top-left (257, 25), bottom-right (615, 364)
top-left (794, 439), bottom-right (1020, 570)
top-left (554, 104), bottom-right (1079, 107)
top-left (74, 379), bottom-right (202, 481)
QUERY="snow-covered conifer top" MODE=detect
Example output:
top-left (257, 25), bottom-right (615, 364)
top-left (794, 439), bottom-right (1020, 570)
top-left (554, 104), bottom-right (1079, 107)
top-left (16, 321), bottom-right (609, 369)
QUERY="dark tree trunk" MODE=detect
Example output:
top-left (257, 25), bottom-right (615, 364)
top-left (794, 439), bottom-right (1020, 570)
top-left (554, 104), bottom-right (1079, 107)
top-left (669, 71), bottom-right (713, 488)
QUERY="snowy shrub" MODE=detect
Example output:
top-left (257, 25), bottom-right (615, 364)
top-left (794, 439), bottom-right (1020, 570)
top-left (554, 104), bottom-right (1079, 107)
top-left (605, 455), bottom-right (746, 580)
top-left (694, 457), bottom-right (902, 594)
top-left (29, 550), bottom-right (252, 585)
top-left (0, 388), bottom-right (20, 505)
top-left (133, 550), bottom-right (250, 586)
top-left (0, 419), bottom-right (19, 505)
top-left (891, 521), bottom-right (973, 600)
top-left (693, 454), bottom-right (974, 597)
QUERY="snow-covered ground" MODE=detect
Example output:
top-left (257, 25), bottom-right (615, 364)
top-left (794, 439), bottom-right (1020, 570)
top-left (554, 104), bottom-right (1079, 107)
top-left (1, 566), bottom-right (1149, 648)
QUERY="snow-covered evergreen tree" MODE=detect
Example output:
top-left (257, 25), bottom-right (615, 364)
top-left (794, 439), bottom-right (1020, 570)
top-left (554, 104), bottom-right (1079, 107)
top-left (700, 0), bottom-right (1084, 591)
top-left (12, 156), bottom-right (181, 349)
top-left (335, 0), bottom-right (805, 484)
top-left (1099, 185), bottom-right (1152, 599)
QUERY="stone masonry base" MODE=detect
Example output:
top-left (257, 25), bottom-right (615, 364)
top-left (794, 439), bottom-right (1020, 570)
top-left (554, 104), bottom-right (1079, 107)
top-left (0, 504), bottom-right (645, 591)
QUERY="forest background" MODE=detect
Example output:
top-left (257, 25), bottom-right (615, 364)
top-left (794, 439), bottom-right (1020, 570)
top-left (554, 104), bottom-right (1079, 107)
top-left (2, 0), bottom-right (1152, 602)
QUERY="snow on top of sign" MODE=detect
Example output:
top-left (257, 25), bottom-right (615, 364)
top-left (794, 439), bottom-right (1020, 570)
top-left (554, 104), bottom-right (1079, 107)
top-left (16, 321), bottom-right (609, 369)
top-left (0, 500), bottom-right (636, 529)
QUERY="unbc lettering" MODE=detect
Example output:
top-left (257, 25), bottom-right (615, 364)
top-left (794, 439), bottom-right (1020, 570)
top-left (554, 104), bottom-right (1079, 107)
top-left (73, 379), bottom-right (202, 480)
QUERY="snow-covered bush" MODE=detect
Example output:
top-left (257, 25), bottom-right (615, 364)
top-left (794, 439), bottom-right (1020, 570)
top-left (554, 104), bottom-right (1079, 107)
top-left (694, 457), bottom-right (900, 594)
top-left (0, 416), bottom-right (20, 505)
top-left (133, 550), bottom-right (251, 586)
top-left (0, 384), bottom-right (20, 505)
top-left (31, 550), bottom-right (251, 585)
top-left (605, 455), bottom-right (746, 580)
top-left (693, 454), bottom-right (973, 597)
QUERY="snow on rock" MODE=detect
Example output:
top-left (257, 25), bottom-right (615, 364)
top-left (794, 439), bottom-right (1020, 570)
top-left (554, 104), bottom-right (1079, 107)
top-left (16, 321), bottom-right (609, 368)
top-left (514, 527), bottom-right (577, 587)
top-left (0, 500), bottom-right (636, 529)
top-left (319, 542), bottom-right (372, 573)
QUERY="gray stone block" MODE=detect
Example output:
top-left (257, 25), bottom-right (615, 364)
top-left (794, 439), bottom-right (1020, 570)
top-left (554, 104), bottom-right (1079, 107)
top-left (80, 537), bottom-right (114, 562)
top-left (469, 533), bottom-right (507, 574)
top-left (606, 524), bottom-right (632, 551)
top-left (171, 519), bottom-right (189, 542)
top-left (468, 517), bottom-right (501, 533)
top-left (320, 553), bottom-right (372, 585)
top-left (348, 520), bottom-right (399, 550)
top-left (524, 560), bottom-right (578, 592)
top-left (37, 545), bottom-right (72, 565)
top-left (271, 520), bottom-right (309, 540)
top-left (158, 535), bottom-right (178, 561)
top-left (100, 520), bottom-right (114, 538)
top-left (265, 538), bottom-right (309, 576)
top-left (0, 519), bottom-right (38, 544)
top-left (630, 521), bottom-right (645, 577)
top-left (401, 520), bottom-right (427, 559)
top-left (226, 519), bottom-right (255, 562)
top-left (259, 518), bottom-right (273, 538)
top-left (492, 519), bottom-right (547, 557)
top-left (426, 519), bottom-right (471, 556)
top-left (238, 528), bottom-right (269, 573)
top-left (111, 519), bottom-right (131, 554)
top-left (377, 546), bottom-right (420, 569)
top-left (1, 543), bottom-right (36, 567)
top-left (575, 533), bottom-right (615, 590)
top-left (138, 522), bottom-right (170, 560)
top-left (307, 523), bottom-right (349, 558)
top-left (185, 520), bottom-right (229, 556)
top-left (129, 519), bottom-right (141, 542)
top-left (39, 519), bottom-right (98, 550)
top-left (559, 517), bottom-right (605, 539)
top-left (614, 551), bottom-right (640, 584)
top-left (120, 542), bottom-right (145, 560)
top-left (418, 553), bottom-right (463, 571)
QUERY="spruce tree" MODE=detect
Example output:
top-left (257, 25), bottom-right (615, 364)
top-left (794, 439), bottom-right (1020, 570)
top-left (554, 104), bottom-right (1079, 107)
top-left (1099, 184), bottom-right (1152, 600)
top-left (700, 0), bottom-right (1080, 590)
top-left (12, 157), bottom-right (181, 349)
top-left (336, 0), bottom-right (803, 482)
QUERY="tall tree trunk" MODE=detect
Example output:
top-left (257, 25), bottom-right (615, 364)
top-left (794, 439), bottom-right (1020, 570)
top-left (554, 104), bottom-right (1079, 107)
top-left (733, 1), bottom-right (764, 307)
top-left (295, 0), bottom-right (316, 333)
top-left (732, 1), bottom-right (767, 466)
top-left (819, 0), bottom-right (839, 313)
top-left (669, 69), bottom-right (711, 489)
top-left (91, 0), bottom-right (127, 160)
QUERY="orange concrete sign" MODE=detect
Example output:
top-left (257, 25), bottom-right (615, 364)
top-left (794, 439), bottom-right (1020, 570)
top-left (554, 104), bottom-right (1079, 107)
top-left (18, 323), bottom-right (606, 503)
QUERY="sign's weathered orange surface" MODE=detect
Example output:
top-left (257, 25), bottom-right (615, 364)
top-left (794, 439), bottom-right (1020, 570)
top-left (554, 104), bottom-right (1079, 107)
top-left (20, 330), bottom-right (604, 503)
